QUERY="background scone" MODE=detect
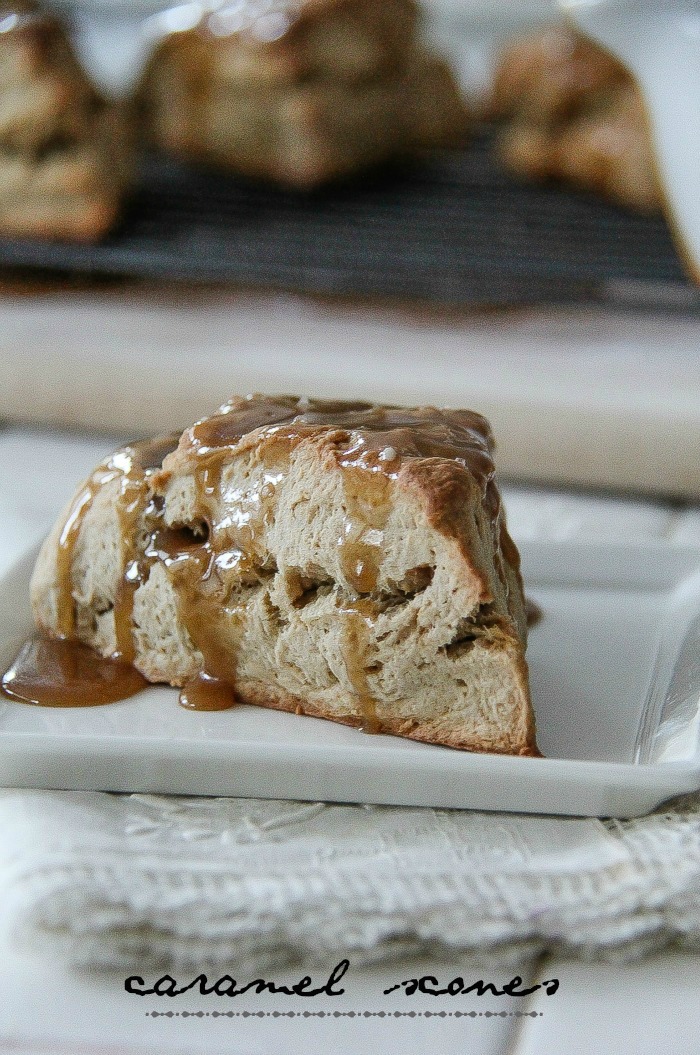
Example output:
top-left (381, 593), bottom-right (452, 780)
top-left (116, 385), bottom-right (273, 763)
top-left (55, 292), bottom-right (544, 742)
top-left (490, 25), bottom-right (661, 214)
top-left (0, 2), bottom-right (133, 241)
top-left (31, 396), bottom-right (537, 757)
top-left (138, 0), bottom-right (469, 189)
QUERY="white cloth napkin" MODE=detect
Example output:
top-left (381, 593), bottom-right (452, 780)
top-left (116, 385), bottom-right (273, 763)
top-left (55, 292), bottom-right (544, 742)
top-left (1, 789), bottom-right (700, 970)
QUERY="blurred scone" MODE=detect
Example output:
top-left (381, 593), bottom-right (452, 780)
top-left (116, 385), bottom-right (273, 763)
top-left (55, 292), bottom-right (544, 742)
top-left (138, 0), bottom-right (469, 189)
top-left (0, 2), bottom-right (133, 241)
top-left (490, 25), bottom-right (661, 214)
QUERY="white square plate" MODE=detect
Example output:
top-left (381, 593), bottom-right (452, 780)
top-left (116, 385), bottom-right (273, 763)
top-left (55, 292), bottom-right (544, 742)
top-left (1, 540), bottom-right (699, 817)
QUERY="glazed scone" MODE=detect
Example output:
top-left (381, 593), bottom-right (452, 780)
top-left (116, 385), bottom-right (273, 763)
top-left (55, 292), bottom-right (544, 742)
top-left (31, 397), bottom-right (537, 757)
top-left (138, 0), bottom-right (469, 189)
top-left (490, 25), bottom-right (661, 214)
top-left (142, 51), bottom-right (467, 188)
top-left (0, 3), bottom-right (133, 240)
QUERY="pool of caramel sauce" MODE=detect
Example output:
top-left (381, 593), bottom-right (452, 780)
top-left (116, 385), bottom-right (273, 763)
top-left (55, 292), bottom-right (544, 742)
top-left (1, 637), bottom-right (147, 707)
top-left (1, 398), bottom-right (506, 729)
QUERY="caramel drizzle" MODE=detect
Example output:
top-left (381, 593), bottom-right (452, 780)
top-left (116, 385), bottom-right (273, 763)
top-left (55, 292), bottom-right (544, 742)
top-left (163, 441), bottom-right (288, 710)
top-left (55, 478), bottom-right (100, 640)
top-left (179, 671), bottom-right (237, 711)
top-left (338, 599), bottom-right (382, 733)
top-left (525, 597), bottom-right (543, 629)
top-left (112, 477), bottom-right (150, 664)
top-left (169, 546), bottom-right (245, 712)
top-left (54, 434), bottom-right (180, 655)
top-left (337, 462), bottom-right (392, 595)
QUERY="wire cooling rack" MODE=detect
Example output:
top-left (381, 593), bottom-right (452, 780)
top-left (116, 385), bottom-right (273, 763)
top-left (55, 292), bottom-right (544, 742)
top-left (1, 132), bottom-right (697, 309)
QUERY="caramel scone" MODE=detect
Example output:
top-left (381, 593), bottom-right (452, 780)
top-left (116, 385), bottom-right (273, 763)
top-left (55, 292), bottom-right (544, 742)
top-left (31, 397), bottom-right (537, 756)
top-left (490, 25), bottom-right (661, 214)
top-left (0, 3), bottom-right (133, 240)
top-left (138, 0), bottom-right (468, 189)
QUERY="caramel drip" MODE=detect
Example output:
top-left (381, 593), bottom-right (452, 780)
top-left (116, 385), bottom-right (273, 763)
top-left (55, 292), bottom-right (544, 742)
top-left (112, 576), bottom-right (139, 663)
top-left (176, 582), bottom-right (247, 708)
top-left (54, 477), bottom-right (99, 639)
top-left (179, 578), bottom-right (243, 685)
top-left (6, 433), bottom-right (182, 708)
top-left (149, 524), bottom-right (247, 703)
top-left (339, 539), bottom-right (382, 595)
top-left (171, 447), bottom-right (268, 688)
top-left (59, 437), bottom-right (180, 663)
top-left (179, 671), bottom-right (237, 711)
top-left (338, 462), bottom-right (392, 594)
top-left (1, 637), bottom-right (147, 707)
top-left (111, 478), bottom-right (149, 664)
top-left (339, 599), bottom-right (382, 734)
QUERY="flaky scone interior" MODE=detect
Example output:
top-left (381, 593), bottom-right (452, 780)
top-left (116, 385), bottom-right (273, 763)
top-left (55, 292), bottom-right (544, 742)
top-left (31, 396), bottom-right (538, 756)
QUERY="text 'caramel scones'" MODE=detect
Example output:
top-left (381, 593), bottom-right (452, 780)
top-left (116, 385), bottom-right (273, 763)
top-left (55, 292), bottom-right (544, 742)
top-left (137, 0), bottom-right (469, 189)
top-left (490, 25), bottom-right (661, 214)
top-left (30, 396), bottom-right (538, 756)
top-left (0, 1), bottom-right (133, 241)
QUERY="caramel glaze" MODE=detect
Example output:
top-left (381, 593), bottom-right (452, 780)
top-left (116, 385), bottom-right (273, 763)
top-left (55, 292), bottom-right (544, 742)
top-left (54, 433), bottom-right (180, 650)
top-left (161, 395), bottom-right (506, 728)
top-left (5, 397), bottom-right (515, 728)
top-left (1, 433), bottom-right (180, 708)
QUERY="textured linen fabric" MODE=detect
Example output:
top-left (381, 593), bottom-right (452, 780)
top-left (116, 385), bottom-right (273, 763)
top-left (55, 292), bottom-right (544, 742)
top-left (0, 789), bottom-right (699, 970)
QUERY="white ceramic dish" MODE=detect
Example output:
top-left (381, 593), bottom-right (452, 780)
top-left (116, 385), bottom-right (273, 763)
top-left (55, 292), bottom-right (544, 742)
top-left (1, 539), bottom-right (700, 817)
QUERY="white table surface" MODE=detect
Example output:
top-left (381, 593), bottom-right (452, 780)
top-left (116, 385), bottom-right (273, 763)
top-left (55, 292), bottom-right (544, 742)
top-left (1, 423), bottom-right (700, 1055)
top-left (4, 291), bottom-right (700, 498)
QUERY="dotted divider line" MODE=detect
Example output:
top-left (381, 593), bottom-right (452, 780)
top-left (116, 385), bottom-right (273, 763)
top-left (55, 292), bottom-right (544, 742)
top-left (146, 1010), bottom-right (544, 1019)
